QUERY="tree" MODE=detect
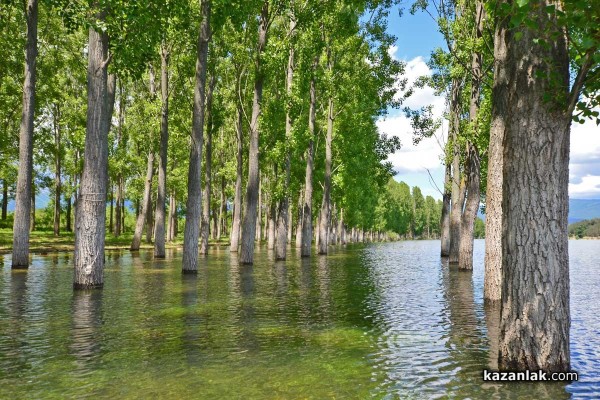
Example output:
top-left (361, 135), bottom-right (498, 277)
top-left (11, 0), bottom-right (38, 268)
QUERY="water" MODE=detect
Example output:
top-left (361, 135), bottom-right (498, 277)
top-left (0, 240), bottom-right (598, 399)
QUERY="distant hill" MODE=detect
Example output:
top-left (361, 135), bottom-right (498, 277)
top-left (478, 198), bottom-right (600, 224)
top-left (569, 218), bottom-right (600, 238)
top-left (568, 199), bottom-right (600, 224)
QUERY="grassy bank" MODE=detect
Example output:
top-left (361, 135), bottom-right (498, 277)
top-left (0, 229), bottom-right (229, 254)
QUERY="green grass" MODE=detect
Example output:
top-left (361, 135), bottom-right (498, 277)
top-left (0, 228), bottom-right (230, 254)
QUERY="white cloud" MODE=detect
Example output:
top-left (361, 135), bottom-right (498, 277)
top-left (569, 175), bottom-right (600, 199)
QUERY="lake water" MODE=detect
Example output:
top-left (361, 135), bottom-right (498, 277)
top-left (1, 240), bottom-right (599, 399)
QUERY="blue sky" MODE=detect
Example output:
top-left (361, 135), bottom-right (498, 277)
top-left (379, 4), bottom-right (600, 200)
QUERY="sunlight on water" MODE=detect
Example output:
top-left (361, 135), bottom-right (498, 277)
top-left (0, 240), bottom-right (598, 399)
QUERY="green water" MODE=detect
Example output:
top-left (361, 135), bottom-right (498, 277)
top-left (1, 240), bottom-right (599, 399)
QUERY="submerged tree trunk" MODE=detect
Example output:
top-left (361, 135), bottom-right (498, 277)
top-left (275, 14), bottom-right (296, 260)
top-left (182, 0), bottom-right (211, 273)
top-left (301, 59), bottom-right (318, 258)
top-left (73, 15), bottom-right (110, 288)
top-left (146, 196), bottom-right (154, 243)
top-left (295, 188), bottom-right (303, 248)
top-left (267, 200), bottom-right (276, 250)
top-left (497, 1), bottom-right (571, 372)
top-left (53, 104), bottom-right (62, 236)
top-left (131, 152), bottom-right (154, 250)
top-left (448, 78), bottom-right (462, 264)
top-left (318, 95), bottom-right (334, 255)
top-left (458, 0), bottom-right (484, 271)
top-left (200, 73), bottom-right (215, 255)
top-left (154, 45), bottom-right (169, 258)
top-left (230, 103), bottom-right (243, 252)
top-left (240, 1), bottom-right (268, 265)
top-left (12, 0), bottom-right (38, 268)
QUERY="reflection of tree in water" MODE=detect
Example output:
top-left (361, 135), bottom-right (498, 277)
top-left (70, 290), bottom-right (103, 371)
top-left (271, 260), bottom-right (289, 324)
top-left (181, 273), bottom-right (202, 365)
top-left (3, 270), bottom-right (29, 373)
top-left (316, 256), bottom-right (332, 325)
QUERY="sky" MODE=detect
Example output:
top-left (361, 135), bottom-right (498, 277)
top-left (379, 4), bottom-right (600, 200)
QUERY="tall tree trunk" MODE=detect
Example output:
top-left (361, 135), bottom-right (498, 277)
top-left (497, 0), bottom-right (571, 372)
top-left (267, 200), bottom-right (276, 250)
top-left (318, 95), bottom-right (333, 255)
top-left (167, 192), bottom-right (176, 242)
top-left (275, 13), bottom-right (296, 260)
top-left (146, 196), bottom-right (153, 243)
top-left (1, 179), bottom-right (8, 220)
top-left (240, 1), bottom-right (268, 264)
top-left (12, 0), bottom-right (38, 268)
top-left (440, 159), bottom-right (451, 256)
top-left (53, 104), bottom-right (62, 236)
top-left (131, 152), bottom-right (154, 250)
top-left (484, 10), bottom-right (506, 303)
top-left (295, 188), bottom-right (303, 248)
top-left (230, 103), bottom-right (243, 252)
top-left (448, 77), bottom-right (462, 264)
top-left (182, 0), bottom-right (211, 273)
top-left (217, 175), bottom-right (225, 239)
top-left (301, 59), bottom-right (318, 258)
top-left (339, 208), bottom-right (345, 245)
top-left (65, 194), bottom-right (71, 232)
top-left (154, 44), bottom-right (170, 258)
top-left (458, 0), bottom-right (484, 270)
top-left (73, 14), bottom-right (110, 288)
top-left (255, 176), bottom-right (262, 242)
top-left (200, 72), bottom-right (216, 255)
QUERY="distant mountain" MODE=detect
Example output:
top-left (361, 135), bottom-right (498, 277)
top-left (568, 199), bottom-right (600, 224)
top-left (478, 199), bottom-right (600, 224)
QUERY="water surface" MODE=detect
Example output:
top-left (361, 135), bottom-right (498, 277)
top-left (1, 240), bottom-right (598, 398)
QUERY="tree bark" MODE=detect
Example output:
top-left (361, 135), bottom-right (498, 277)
top-left (12, 0), bottom-right (38, 268)
top-left (448, 77), bottom-right (463, 264)
top-left (131, 152), bottom-right (154, 250)
top-left (182, 0), bottom-right (211, 273)
top-left (73, 15), bottom-right (110, 288)
top-left (200, 72), bottom-right (216, 255)
top-left (275, 13), bottom-right (296, 260)
top-left (458, 0), bottom-right (484, 270)
top-left (230, 103), bottom-right (243, 252)
top-left (496, 0), bottom-right (571, 372)
top-left (154, 45), bottom-right (170, 258)
top-left (240, 1), bottom-right (268, 264)
top-left (295, 188), bottom-right (303, 248)
top-left (146, 195), bottom-right (154, 243)
top-left (318, 95), bottom-right (333, 255)
top-left (301, 58), bottom-right (318, 258)
top-left (53, 104), bottom-right (61, 236)
top-left (267, 200), bottom-right (276, 250)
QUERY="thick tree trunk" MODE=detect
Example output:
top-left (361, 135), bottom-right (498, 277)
top-left (146, 196), bottom-right (154, 243)
top-left (497, 1), bottom-right (571, 372)
top-left (230, 104), bottom-right (243, 252)
top-left (448, 78), bottom-right (463, 264)
top-left (458, 0), bottom-right (484, 271)
top-left (73, 18), bottom-right (110, 289)
top-left (200, 73), bottom-right (215, 254)
top-left (131, 152), bottom-right (154, 250)
top-left (275, 15), bottom-right (296, 260)
top-left (182, 0), bottom-right (210, 273)
top-left (12, 0), bottom-right (38, 268)
top-left (301, 59), bottom-right (318, 258)
top-left (484, 13), bottom-right (507, 303)
top-left (154, 46), bottom-right (169, 257)
top-left (53, 104), bottom-right (61, 236)
top-left (240, 1), bottom-right (268, 265)
top-left (440, 159), bottom-right (451, 256)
